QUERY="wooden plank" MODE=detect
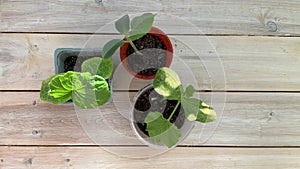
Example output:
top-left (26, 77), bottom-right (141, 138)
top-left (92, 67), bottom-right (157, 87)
top-left (1, 34), bottom-right (300, 91)
top-left (0, 146), bottom-right (299, 168)
top-left (1, 0), bottom-right (300, 35)
top-left (0, 92), bottom-right (300, 146)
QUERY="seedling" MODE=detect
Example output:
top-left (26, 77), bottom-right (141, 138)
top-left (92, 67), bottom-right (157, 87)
top-left (102, 13), bottom-right (156, 59)
top-left (40, 57), bottom-right (113, 109)
top-left (145, 67), bottom-right (217, 148)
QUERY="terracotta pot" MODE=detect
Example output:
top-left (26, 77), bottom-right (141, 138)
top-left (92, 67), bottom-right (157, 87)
top-left (120, 27), bottom-right (173, 80)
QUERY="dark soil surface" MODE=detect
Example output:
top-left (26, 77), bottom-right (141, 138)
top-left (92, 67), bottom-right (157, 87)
top-left (126, 34), bottom-right (167, 76)
top-left (63, 55), bottom-right (96, 72)
top-left (133, 86), bottom-right (185, 136)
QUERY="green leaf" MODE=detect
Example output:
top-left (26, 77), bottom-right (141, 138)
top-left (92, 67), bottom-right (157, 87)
top-left (40, 74), bottom-right (70, 104)
top-left (48, 72), bottom-right (111, 109)
top-left (102, 39), bottom-right (125, 59)
top-left (48, 72), bottom-right (74, 100)
top-left (181, 97), bottom-right (199, 121)
top-left (81, 57), bottom-right (113, 79)
top-left (115, 14), bottom-right (130, 35)
top-left (181, 97), bottom-right (216, 123)
top-left (153, 67), bottom-right (182, 100)
top-left (127, 33), bottom-right (146, 42)
top-left (72, 74), bottom-right (111, 109)
top-left (197, 101), bottom-right (217, 123)
top-left (145, 112), bottom-right (182, 148)
top-left (130, 13), bottom-right (155, 38)
top-left (184, 85), bottom-right (195, 98)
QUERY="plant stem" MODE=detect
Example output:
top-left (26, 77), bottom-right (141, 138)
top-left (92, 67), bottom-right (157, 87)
top-left (168, 101), bottom-right (181, 121)
top-left (128, 40), bottom-right (143, 55)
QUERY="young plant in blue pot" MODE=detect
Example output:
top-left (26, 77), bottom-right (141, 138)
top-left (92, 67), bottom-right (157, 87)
top-left (40, 55), bottom-right (113, 109)
top-left (131, 67), bottom-right (217, 148)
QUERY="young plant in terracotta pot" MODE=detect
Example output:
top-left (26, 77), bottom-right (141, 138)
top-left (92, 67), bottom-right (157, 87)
top-left (131, 67), bottom-right (217, 148)
top-left (102, 13), bottom-right (173, 80)
top-left (40, 57), bottom-right (113, 109)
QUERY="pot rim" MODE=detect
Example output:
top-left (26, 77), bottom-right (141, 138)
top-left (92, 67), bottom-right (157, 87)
top-left (120, 27), bottom-right (173, 80)
top-left (130, 84), bottom-right (194, 149)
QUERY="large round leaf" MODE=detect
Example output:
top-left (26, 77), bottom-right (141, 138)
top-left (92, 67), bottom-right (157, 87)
top-left (48, 71), bottom-right (111, 109)
top-left (40, 74), bottom-right (71, 104)
top-left (81, 57), bottom-right (113, 79)
top-left (145, 111), bottom-right (181, 148)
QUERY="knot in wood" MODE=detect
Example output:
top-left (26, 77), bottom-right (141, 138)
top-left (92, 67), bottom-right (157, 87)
top-left (32, 130), bottom-right (39, 135)
top-left (266, 20), bottom-right (278, 32)
top-left (32, 100), bottom-right (37, 107)
top-left (95, 0), bottom-right (103, 4)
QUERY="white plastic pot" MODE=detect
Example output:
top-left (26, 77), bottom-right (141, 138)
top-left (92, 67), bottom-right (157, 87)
top-left (130, 84), bottom-right (194, 149)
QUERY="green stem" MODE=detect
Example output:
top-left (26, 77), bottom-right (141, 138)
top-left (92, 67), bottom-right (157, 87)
top-left (128, 40), bottom-right (138, 52)
top-left (127, 40), bottom-right (143, 55)
top-left (168, 101), bottom-right (181, 121)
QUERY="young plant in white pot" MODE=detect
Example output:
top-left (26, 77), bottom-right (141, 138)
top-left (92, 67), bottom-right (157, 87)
top-left (131, 67), bottom-right (217, 148)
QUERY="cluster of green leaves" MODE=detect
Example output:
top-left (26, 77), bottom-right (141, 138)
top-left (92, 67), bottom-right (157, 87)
top-left (145, 67), bottom-right (217, 148)
top-left (102, 13), bottom-right (156, 59)
top-left (40, 57), bottom-right (113, 109)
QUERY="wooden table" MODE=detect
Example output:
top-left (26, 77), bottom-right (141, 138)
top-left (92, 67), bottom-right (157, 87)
top-left (1, 0), bottom-right (300, 168)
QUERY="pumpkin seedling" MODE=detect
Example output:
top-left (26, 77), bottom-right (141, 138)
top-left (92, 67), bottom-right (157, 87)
top-left (40, 57), bottom-right (113, 109)
top-left (102, 13), bottom-right (156, 59)
top-left (145, 67), bottom-right (217, 148)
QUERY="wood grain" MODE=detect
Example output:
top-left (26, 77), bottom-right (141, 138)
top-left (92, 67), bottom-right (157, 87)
top-left (0, 34), bottom-right (300, 91)
top-left (0, 92), bottom-right (299, 146)
top-left (0, 146), bottom-right (299, 169)
top-left (1, 1), bottom-right (299, 168)
top-left (1, 0), bottom-right (300, 35)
